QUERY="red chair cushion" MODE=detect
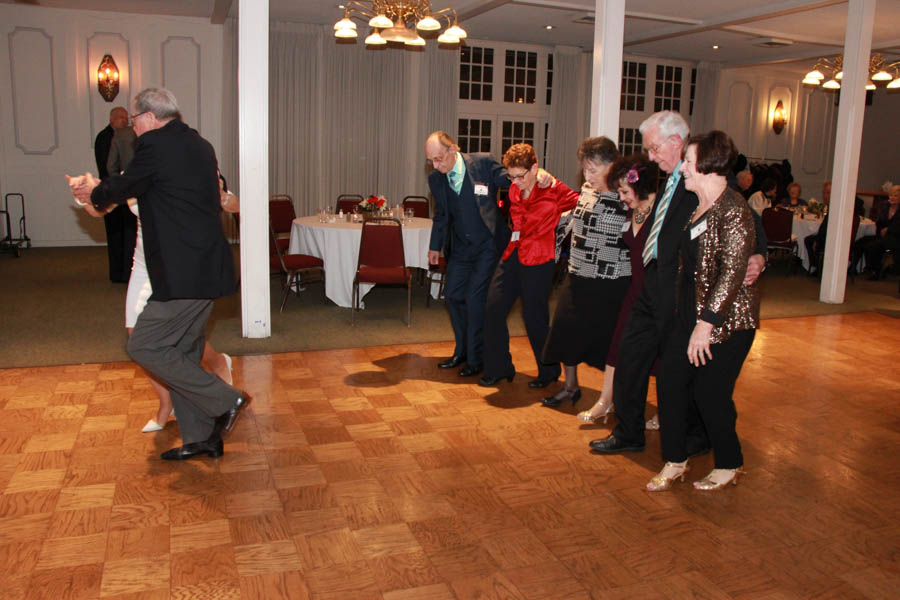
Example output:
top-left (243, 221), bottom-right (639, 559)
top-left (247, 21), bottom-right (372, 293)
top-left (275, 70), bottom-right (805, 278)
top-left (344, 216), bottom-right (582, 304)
top-left (357, 265), bottom-right (409, 284)
top-left (283, 254), bottom-right (324, 269)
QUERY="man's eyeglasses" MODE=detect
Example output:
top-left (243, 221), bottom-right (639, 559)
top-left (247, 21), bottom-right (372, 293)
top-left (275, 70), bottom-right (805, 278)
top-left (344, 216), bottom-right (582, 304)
top-left (128, 111), bottom-right (148, 126)
top-left (642, 138), bottom-right (669, 155)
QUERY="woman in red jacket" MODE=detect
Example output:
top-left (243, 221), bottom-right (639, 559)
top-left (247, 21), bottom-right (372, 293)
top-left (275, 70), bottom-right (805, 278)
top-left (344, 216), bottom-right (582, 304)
top-left (479, 144), bottom-right (579, 388)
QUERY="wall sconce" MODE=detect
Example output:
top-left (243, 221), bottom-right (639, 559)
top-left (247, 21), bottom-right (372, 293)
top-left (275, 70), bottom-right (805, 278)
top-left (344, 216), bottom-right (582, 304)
top-left (97, 54), bottom-right (119, 102)
top-left (772, 100), bottom-right (786, 135)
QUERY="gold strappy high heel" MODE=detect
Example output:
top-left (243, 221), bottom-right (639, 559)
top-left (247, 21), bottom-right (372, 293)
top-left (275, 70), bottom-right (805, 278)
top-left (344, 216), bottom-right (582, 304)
top-left (577, 397), bottom-right (613, 424)
top-left (646, 461), bottom-right (690, 492)
top-left (693, 467), bottom-right (743, 491)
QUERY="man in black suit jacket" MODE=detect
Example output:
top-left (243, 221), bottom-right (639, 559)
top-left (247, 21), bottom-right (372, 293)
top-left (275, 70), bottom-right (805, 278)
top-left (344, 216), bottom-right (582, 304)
top-left (70, 88), bottom-right (246, 461)
top-left (590, 111), bottom-right (764, 454)
top-left (94, 106), bottom-right (137, 282)
top-left (425, 131), bottom-right (511, 377)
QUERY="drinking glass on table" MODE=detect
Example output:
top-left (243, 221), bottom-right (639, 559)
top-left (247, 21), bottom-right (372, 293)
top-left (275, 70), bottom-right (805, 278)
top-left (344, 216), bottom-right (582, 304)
top-left (405, 208), bottom-right (414, 223)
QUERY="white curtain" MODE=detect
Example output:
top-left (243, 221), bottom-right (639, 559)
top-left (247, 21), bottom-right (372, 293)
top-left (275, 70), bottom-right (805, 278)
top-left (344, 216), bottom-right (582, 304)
top-left (691, 61), bottom-right (721, 135)
top-left (218, 21), bottom-right (460, 219)
top-left (546, 46), bottom-right (584, 188)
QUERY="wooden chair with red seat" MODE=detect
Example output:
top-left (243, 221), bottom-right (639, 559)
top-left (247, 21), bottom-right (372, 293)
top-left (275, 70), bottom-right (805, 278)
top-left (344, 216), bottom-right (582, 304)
top-left (352, 217), bottom-right (411, 327)
top-left (269, 222), bottom-right (325, 312)
top-left (424, 255), bottom-right (446, 307)
top-left (762, 207), bottom-right (798, 273)
top-left (269, 196), bottom-right (297, 276)
top-left (402, 195), bottom-right (430, 218)
top-left (336, 194), bottom-right (363, 214)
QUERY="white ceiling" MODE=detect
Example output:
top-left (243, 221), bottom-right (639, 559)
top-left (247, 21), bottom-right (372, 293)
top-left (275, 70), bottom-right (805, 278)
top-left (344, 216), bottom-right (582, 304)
top-left (4, 0), bottom-right (900, 71)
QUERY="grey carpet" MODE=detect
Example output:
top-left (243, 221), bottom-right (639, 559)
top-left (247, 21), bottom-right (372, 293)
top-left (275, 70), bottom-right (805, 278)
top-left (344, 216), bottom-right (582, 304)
top-left (1, 246), bottom-right (898, 368)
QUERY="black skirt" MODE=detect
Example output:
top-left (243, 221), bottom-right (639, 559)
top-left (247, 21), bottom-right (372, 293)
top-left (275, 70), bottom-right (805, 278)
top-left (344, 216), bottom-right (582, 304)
top-left (542, 273), bottom-right (630, 370)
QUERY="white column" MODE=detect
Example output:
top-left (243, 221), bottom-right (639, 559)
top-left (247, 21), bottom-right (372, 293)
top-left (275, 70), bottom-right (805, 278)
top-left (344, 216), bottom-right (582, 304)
top-left (589, 0), bottom-right (625, 139)
top-left (238, 0), bottom-right (271, 336)
top-left (820, 0), bottom-right (874, 303)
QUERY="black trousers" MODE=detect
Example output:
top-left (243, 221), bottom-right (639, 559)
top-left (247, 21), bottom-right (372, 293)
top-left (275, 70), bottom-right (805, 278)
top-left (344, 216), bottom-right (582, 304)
top-left (483, 251), bottom-right (560, 381)
top-left (863, 235), bottom-right (900, 274)
top-left (657, 328), bottom-right (755, 468)
top-left (103, 204), bottom-right (137, 283)
top-left (610, 263), bottom-right (708, 448)
top-left (444, 241), bottom-right (499, 368)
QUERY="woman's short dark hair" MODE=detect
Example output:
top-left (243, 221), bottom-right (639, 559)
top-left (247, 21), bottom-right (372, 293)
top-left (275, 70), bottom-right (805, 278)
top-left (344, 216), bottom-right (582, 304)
top-left (686, 130), bottom-right (737, 176)
top-left (760, 177), bottom-right (777, 193)
top-left (606, 153), bottom-right (659, 200)
top-left (503, 143), bottom-right (537, 170)
top-left (577, 136), bottom-right (619, 166)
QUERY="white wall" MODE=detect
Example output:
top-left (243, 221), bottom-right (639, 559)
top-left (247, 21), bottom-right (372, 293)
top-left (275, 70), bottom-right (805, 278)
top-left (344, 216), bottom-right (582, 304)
top-left (0, 4), bottom-right (223, 246)
top-left (857, 87), bottom-right (900, 191)
top-left (714, 65), bottom-right (839, 202)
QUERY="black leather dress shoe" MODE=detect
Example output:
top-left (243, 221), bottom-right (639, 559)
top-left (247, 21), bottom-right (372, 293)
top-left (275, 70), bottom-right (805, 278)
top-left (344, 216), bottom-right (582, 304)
top-left (458, 365), bottom-right (483, 377)
top-left (588, 434), bottom-right (645, 454)
top-left (212, 395), bottom-right (251, 438)
top-left (161, 439), bottom-right (224, 460)
top-left (438, 355), bottom-right (466, 369)
top-left (477, 372), bottom-right (515, 387)
top-left (541, 387), bottom-right (582, 407)
top-left (528, 377), bottom-right (558, 389)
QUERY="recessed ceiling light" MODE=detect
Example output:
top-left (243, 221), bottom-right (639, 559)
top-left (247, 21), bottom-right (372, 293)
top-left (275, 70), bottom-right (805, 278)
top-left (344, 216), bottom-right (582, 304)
top-left (545, 25), bottom-right (554, 30)
top-left (712, 45), bottom-right (719, 49)
top-left (338, 4), bottom-right (345, 9)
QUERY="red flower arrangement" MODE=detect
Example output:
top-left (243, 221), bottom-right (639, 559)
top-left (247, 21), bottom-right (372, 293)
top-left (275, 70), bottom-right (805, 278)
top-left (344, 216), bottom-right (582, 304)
top-left (359, 195), bottom-right (386, 212)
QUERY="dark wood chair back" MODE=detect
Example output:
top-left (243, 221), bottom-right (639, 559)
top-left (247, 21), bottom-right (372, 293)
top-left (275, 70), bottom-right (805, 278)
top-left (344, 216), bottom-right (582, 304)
top-left (402, 196), bottom-right (429, 218)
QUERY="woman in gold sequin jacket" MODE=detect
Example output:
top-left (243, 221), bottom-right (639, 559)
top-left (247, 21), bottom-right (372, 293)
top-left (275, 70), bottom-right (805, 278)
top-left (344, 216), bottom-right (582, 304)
top-left (646, 130), bottom-right (760, 493)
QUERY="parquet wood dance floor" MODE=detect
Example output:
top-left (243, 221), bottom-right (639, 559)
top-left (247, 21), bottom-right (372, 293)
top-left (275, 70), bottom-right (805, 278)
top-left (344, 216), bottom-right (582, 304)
top-left (1, 312), bottom-right (898, 599)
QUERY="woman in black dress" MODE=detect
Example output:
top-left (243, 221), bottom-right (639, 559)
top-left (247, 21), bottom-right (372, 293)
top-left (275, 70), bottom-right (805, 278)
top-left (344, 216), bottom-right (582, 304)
top-left (541, 137), bottom-right (628, 411)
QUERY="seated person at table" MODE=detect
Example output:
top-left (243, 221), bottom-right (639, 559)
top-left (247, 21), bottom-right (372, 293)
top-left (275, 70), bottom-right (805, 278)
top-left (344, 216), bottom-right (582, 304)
top-left (736, 170), bottom-right (753, 200)
top-left (748, 178), bottom-right (777, 215)
top-left (781, 182), bottom-right (807, 208)
top-left (804, 181), bottom-right (831, 274)
top-left (857, 184), bottom-right (900, 280)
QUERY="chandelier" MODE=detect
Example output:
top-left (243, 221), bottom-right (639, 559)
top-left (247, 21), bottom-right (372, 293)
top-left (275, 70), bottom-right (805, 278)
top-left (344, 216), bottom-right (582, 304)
top-left (802, 53), bottom-right (900, 90)
top-left (334, 1), bottom-right (467, 47)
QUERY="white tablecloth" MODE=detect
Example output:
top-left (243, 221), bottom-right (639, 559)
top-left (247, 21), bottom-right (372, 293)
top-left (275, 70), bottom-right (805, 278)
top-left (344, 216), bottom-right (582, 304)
top-left (289, 216), bottom-right (433, 308)
top-left (792, 215), bottom-right (875, 270)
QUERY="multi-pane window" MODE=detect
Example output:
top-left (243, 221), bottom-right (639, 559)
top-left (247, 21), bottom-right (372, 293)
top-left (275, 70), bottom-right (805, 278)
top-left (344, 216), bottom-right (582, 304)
top-left (621, 61), bottom-right (646, 111)
top-left (618, 127), bottom-right (642, 156)
top-left (458, 119), bottom-right (492, 153)
top-left (501, 120), bottom-right (535, 154)
top-left (546, 53), bottom-right (553, 105)
top-left (504, 50), bottom-right (537, 104)
top-left (654, 64), bottom-right (682, 112)
top-left (689, 68), bottom-right (697, 115)
top-left (542, 123), bottom-right (550, 168)
top-left (459, 46), bottom-right (494, 101)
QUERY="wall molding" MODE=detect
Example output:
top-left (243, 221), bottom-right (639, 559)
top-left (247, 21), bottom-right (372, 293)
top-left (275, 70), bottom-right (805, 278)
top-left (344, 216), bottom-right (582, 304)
top-left (8, 26), bottom-right (59, 155)
top-left (161, 36), bottom-right (201, 130)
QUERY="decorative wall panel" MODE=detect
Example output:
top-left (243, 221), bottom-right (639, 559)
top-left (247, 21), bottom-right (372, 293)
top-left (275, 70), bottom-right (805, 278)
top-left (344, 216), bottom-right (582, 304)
top-left (161, 36), bottom-right (201, 130)
top-left (8, 27), bottom-right (59, 155)
top-left (724, 82), bottom-right (752, 155)
top-left (801, 90), bottom-right (831, 176)
top-left (764, 85), bottom-right (792, 160)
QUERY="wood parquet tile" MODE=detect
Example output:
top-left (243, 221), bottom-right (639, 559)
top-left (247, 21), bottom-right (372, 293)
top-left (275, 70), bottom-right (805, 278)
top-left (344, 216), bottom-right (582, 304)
top-left (1, 312), bottom-right (898, 598)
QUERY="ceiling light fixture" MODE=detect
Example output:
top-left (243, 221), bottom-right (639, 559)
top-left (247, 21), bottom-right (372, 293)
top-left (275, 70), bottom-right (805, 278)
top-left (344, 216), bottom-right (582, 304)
top-left (712, 45), bottom-right (719, 50)
top-left (333, 1), bottom-right (466, 48)
top-left (803, 53), bottom-right (900, 90)
top-left (545, 25), bottom-right (554, 30)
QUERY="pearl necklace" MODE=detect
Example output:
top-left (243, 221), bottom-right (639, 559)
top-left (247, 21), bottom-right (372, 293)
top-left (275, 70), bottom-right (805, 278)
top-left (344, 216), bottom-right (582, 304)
top-left (633, 201), bottom-right (653, 224)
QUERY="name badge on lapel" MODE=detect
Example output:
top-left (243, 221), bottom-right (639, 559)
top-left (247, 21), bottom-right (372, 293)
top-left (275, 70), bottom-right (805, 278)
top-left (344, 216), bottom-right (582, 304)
top-left (474, 184), bottom-right (488, 196)
top-left (690, 219), bottom-right (708, 240)
top-left (511, 231), bottom-right (520, 242)
top-left (621, 220), bottom-right (631, 233)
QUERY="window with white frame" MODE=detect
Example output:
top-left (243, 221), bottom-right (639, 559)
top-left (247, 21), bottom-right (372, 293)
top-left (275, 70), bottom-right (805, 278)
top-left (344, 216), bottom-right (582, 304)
top-left (504, 50), bottom-right (537, 104)
top-left (621, 61), bottom-right (647, 111)
top-left (546, 54), bottom-right (553, 105)
top-left (654, 64), bottom-right (683, 112)
top-left (501, 120), bottom-right (535, 155)
top-left (458, 118), bottom-right (492, 153)
top-left (460, 46), bottom-right (494, 101)
top-left (618, 127), bottom-right (643, 156)
top-left (689, 68), bottom-right (697, 115)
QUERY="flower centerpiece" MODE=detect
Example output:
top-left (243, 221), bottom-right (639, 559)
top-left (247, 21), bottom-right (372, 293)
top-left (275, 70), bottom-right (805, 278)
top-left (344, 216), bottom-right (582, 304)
top-left (359, 195), bottom-right (387, 220)
top-left (807, 198), bottom-right (827, 217)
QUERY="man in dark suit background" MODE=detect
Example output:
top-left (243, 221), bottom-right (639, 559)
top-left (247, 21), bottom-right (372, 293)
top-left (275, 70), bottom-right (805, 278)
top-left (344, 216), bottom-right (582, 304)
top-left (70, 88), bottom-right (246, 461)
top-left (590, 111), bottom-right (764, 454)
top-left (425, 131), bottom-right (511, 377)
top-left (94, 106), bottom-right (137, 282)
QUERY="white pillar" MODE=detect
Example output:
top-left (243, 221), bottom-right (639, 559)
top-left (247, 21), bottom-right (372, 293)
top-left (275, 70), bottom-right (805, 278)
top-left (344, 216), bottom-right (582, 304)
top-left (820, 0), bottom-right (874, 303)
top-left (238, 0), bottom-right (271, 336)
top-left (589, 0), bottom-right (625, 139)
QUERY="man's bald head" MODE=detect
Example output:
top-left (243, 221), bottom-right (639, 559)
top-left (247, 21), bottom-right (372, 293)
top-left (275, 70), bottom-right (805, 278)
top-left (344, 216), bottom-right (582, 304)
top-left (109, 107), bottom-right (128, 129)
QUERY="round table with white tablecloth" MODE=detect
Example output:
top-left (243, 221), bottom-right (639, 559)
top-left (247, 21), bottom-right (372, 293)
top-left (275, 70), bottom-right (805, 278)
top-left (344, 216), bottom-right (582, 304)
top-left (289, 216), bottom-right (432, 308)
top-left (792, 213), bottom-right (876, 271)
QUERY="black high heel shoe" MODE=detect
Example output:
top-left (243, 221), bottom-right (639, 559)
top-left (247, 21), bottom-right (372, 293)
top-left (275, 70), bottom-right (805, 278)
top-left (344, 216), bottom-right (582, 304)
top-left (541, 387), bottom-right (582, 407)
top-left (477, 372), bottom-right (515, 387)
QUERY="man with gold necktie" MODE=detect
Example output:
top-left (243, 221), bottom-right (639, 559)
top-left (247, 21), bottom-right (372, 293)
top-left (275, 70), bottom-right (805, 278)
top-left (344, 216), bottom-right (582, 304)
top-left (590, 111), bottom-right (765, 454)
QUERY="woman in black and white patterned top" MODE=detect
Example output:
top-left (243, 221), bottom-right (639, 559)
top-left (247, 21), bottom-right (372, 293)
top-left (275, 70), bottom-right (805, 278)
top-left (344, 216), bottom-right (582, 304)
top-left (541, 137), bottom-right (631, 410)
